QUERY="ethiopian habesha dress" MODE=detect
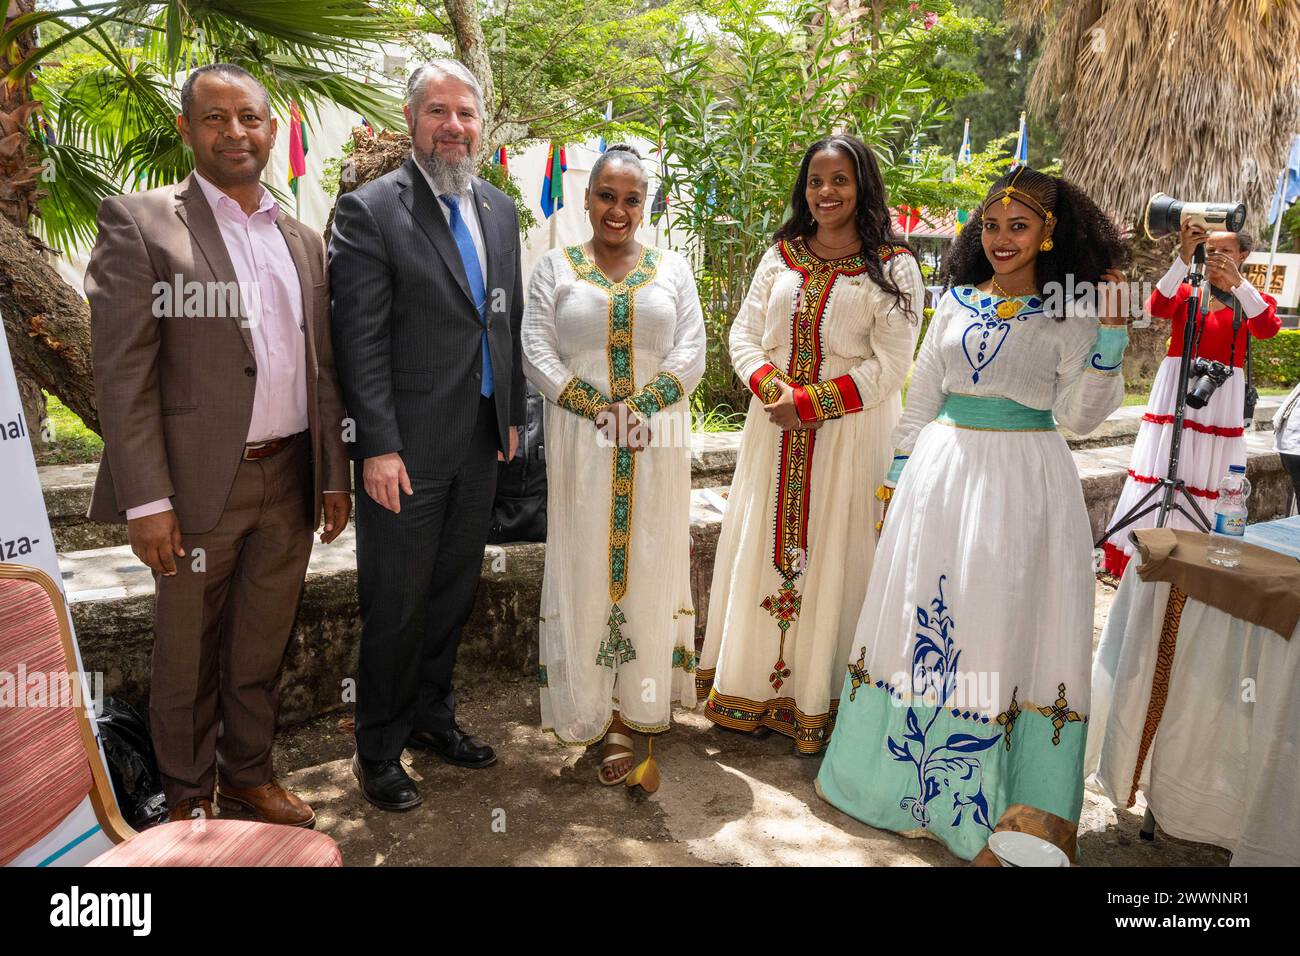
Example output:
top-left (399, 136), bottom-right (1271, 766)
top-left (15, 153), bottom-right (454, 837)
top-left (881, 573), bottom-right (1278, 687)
top-left (523, 244), bottom-right (706, 745)
top-left (816, 284), bottom-right (1129, 860)
top-left (1100, 257), bottom-right (1279, 578)
top-left (696, 238), bottom-right (924, 754)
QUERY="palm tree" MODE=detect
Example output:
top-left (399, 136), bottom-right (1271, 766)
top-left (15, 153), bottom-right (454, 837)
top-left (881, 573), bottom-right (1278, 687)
top-left (1006, 0), bottom-right (1300, 224)
top-left (0, 1), bottom-right (405, 437)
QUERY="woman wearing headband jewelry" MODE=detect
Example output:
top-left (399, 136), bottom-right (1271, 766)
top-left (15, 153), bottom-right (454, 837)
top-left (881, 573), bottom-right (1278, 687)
top-left (696, 135), bottom-right (924, 755)
top-left (816, 166), bottom-right (1130, 861)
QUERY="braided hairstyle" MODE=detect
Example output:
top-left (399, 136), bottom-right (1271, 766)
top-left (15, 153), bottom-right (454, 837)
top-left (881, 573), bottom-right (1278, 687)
top-left (774, 135), bottom-right (914, 313)
top-left (943, 166), bottom-right (1128, 320)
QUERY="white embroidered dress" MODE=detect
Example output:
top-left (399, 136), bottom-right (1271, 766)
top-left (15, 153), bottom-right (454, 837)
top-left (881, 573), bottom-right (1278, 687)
top-left (816, 286), bottom-right (1128, 860)
top-left (523, 245), bottom-right (706, 744)
top-left (696, 239), bottom-right (924, 753)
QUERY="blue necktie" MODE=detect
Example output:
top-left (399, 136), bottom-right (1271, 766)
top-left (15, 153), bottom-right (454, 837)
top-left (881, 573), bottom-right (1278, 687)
top-left (442, 193), bottom-right (493, 398)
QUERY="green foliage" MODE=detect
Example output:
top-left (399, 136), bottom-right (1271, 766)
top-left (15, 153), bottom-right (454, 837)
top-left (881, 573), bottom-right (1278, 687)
top-left (393, 0), bottom-right (692, 151)
top-left (691, 391), bottom-right (746, 432)
top-left (650, 0), bottom-right (1000, 413)
top-left (18, 2), bottom-right (406, 250)
top-left (934, 0), bottom-right (1061, 170)
top-left (38, 393), bottom-right (103, 465)
top-left (477, 160), bottom-right (539, 234)
top-left (1255, 329), bottom-right (1300, 388)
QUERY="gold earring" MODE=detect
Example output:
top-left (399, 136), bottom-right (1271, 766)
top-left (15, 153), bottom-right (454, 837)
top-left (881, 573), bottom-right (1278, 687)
top-left (1040, 238), bottom-right (1054, 252)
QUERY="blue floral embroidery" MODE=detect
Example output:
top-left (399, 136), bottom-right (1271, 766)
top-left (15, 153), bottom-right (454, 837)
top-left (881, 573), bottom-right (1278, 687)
top-left (886, 575), bottom-right (1001, 831)
top-left (952, 287), bottom-right (1042, 384)
top-left (1090, 352), bottom-right (1123, 371)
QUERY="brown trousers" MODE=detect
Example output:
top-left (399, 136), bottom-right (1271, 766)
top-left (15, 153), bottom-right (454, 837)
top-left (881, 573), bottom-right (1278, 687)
top-left (149, 434), bottom-right (314, 806)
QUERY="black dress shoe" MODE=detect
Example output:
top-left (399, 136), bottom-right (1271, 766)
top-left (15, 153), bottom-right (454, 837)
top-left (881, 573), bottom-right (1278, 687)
top-left (407, 724), bottom-right (497, 768)
top-left (352, 753), bottom-right (422, 811)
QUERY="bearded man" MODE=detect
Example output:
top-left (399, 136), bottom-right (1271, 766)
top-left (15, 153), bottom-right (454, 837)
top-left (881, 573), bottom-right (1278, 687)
top-left (328, 59), bottom-right (524, 811)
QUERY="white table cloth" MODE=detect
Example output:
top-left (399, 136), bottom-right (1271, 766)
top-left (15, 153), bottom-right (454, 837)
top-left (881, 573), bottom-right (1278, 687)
top-left (1087, 559), bottom-right (1300, 866)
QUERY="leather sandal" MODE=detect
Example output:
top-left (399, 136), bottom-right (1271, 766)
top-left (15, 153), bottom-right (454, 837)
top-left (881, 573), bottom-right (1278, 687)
top-left (599, 732), bottom-right (636, 786)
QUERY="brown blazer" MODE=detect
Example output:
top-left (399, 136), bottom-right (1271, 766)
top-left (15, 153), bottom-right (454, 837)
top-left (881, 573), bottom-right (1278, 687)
top-left (86, 173), bottom-right (350, 534)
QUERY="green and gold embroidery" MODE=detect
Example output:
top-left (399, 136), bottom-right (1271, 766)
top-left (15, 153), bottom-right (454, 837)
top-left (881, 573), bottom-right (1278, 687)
top-left (563, 244), bottom-right (662, 668)
top-left (625, 370), bottom-right (685, 420)
top-left (557, 376), bottom-right (609, 420)
top-left (671, 644), bottom-right (697, 672)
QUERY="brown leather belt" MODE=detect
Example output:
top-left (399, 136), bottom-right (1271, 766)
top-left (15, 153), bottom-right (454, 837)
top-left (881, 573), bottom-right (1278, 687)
top-left (243, 431), bottom-right (304, 461)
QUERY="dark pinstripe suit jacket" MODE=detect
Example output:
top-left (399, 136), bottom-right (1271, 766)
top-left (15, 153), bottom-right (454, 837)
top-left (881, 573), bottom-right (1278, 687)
top-left (327, 158), bottom-right (524, 474)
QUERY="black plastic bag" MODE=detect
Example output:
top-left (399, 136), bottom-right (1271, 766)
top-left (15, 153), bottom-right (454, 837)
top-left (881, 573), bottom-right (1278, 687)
top-left (94, 697), bottom-right (168, 829)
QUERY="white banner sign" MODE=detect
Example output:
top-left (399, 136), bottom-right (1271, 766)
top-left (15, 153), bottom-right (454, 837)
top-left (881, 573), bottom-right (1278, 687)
top-left (1, 314), bottom-right (115, 866)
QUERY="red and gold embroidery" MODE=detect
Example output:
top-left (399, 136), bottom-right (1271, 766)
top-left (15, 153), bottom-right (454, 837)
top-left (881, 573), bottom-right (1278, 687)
top-left (755, 239), bottom-right (870, 690)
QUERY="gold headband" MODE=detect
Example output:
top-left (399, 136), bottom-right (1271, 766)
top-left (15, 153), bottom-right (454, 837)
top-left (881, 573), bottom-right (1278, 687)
top-left (982, 167), bottom-right (1056, 225)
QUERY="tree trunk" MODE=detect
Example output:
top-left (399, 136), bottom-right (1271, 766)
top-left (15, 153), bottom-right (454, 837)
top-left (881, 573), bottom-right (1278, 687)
top-left (442, 0), bottom-right (496, 161)
top-left (0, 213), bottom-right (99, 435)
top-left (2, 0), bottom-right (57, 444)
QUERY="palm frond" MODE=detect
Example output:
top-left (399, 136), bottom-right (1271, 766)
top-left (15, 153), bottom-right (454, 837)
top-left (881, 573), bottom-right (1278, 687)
top-left (29, 139), bottom-right (119, 251)
top-left (1019, 0), bottom-right (1300, 225)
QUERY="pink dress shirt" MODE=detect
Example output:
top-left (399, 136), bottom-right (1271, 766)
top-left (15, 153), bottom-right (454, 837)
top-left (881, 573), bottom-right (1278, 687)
top-left (126, 174), bottom-right (312, 519)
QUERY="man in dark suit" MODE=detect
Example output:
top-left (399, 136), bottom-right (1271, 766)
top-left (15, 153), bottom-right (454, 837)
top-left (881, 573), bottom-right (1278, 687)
top-left (329, 59), bottom-right (523, 811)
top-left (87, 64), bottom-right (351, 825)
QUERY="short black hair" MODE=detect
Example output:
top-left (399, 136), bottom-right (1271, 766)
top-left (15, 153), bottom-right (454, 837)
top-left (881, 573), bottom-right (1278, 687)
top-left (589, 143), bottom-right (646, 191)
top-left (1234, 230), bottom-right (1255, 254)
top-left (180, 63), bottom-right (269, 119)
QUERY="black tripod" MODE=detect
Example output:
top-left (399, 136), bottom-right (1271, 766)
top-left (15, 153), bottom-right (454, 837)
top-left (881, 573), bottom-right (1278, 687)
top-left (1096, 243), bottom-right (1214, 843)
top-left (1098, 243), bottom-right (1214, 551)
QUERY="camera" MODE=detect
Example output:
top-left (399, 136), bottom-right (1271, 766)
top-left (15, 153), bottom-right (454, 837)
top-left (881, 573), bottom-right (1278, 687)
top-left (1185, 358), bottom-right (1233, 409)
top-left (1144, 193), bottom-right (1246, 240)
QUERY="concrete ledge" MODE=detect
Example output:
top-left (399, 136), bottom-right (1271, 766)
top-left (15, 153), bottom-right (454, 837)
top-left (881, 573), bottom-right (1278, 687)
top-left (60, 426), bottom-right (1292, 728)
top-left (38, 400), bottom-right (1281, 549)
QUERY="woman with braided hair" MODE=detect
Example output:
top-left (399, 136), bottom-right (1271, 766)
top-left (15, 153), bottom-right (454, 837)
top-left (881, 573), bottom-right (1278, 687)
top-left (816, 166), bottom-right (1132, 861)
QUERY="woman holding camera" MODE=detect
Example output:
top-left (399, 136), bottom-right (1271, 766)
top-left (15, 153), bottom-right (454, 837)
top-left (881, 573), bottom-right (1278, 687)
top-left (815, 166), bottom-right (1130, 861)
top-left (1100, 222), bottom-right (1280, 578)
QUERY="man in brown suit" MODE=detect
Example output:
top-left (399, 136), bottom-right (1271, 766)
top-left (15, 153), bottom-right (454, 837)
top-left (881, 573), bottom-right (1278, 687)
top-left (86, 63), bottom-right (351, 826)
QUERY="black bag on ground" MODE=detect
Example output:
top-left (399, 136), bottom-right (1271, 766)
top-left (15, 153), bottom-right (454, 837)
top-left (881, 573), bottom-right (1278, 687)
top-left (94, 696), bottom-right (168, 829)
top-left (488, 380), bottom-right (548, 544)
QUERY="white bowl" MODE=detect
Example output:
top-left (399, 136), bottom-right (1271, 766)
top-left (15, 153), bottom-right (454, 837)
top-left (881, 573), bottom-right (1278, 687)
top-left (987, 831), bottom-right (1070, 867)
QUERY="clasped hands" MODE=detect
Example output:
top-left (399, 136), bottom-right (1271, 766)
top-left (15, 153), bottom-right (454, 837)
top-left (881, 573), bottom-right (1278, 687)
top-left (595, 401), bottom-right (652, 451)
top-left (765, 379), bottom-right (823, 431)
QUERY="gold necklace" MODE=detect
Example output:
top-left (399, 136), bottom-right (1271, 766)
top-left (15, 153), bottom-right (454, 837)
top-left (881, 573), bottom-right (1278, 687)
top-left (990, 276), bottom-right (1030, 320)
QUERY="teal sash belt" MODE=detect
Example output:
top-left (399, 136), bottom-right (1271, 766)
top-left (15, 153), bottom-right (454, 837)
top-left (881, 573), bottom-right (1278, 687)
top-left (936, 393), bottom-right (1056, 431)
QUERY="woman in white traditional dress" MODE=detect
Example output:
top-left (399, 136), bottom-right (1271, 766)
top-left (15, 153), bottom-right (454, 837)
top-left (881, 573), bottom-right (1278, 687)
top-left (697, 135), bottom-right (925, 755)
top-left (522, 144), bottom-right (706, 785)
top-left (816, 166), bottom-right (1131, 861)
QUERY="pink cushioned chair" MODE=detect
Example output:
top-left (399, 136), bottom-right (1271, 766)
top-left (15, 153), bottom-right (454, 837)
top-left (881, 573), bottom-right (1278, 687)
top-left (0, 563), bottom-right (341, 867)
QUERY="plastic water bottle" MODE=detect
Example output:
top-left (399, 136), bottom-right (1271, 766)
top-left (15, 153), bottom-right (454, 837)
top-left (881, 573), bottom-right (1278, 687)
top-left (1207, 464), bottom-right (1250, 567)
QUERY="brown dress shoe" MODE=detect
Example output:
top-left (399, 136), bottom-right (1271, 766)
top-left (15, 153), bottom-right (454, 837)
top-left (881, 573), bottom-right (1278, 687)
top-left (217, 779), bottom-right (316, 828)
top-left (167, 797), bottom-right (214, 822)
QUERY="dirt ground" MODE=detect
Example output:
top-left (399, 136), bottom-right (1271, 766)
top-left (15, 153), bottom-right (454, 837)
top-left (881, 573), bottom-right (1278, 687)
top-left (246, 579), bottom-right (1231, 867)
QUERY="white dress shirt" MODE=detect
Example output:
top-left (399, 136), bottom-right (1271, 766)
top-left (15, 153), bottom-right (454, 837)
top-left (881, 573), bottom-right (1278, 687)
top-left (413, 159), bottom-right (487, 285)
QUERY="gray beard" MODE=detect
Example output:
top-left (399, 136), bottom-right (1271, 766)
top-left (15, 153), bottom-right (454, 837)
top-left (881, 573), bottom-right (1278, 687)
top-left (413, 146), bottom-right (475, 195)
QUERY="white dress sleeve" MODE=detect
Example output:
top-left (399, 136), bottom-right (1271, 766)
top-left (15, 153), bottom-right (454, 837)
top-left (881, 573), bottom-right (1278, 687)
top-left (522, 253), bottom-right (608, 420)
top-left (890, 290), bottom-right (953, 459)
top-left (626, 252), bottom-right (708, 419)
top-left (1052, 309), bottom-right (1128, 435)
top-left (728, 245), bottom-right (785, 392)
